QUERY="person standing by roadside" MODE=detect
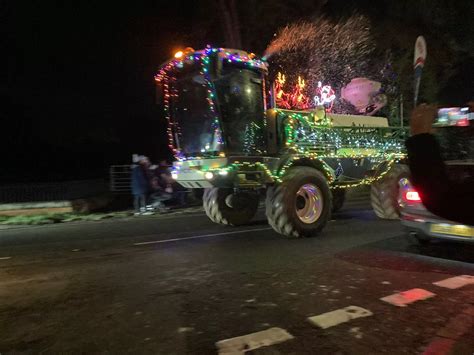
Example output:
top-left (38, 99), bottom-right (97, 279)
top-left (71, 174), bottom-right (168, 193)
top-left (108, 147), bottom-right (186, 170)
top-left (131, 155), bottom-right (152, 215)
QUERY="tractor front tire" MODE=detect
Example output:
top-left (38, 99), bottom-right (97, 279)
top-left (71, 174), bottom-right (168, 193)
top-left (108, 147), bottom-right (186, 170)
top-left (266, 166), bottom-right (331, 238)
top-left (370, 163), bottom-right (410, 220)
top-left (203, 188), bottom-right (259, 226)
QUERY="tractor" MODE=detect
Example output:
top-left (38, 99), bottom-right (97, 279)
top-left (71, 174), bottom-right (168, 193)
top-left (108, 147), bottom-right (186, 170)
top-left (155, 47), bottom-right (408, 238)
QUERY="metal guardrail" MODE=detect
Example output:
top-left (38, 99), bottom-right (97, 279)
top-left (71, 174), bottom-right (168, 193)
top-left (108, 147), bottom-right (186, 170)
top-left (109, 165), bottom-right (132, 193)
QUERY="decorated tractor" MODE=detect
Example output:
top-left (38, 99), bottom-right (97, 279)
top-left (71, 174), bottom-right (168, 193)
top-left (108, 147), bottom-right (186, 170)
top-left (155, 48), bottom-right (408, 238)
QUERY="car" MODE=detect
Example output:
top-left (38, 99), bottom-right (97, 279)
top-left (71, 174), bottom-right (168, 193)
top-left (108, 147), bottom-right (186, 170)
top-left (399, 107), bottom-right (474, 244)
top-left (398, 175), bottom-right (474, 244)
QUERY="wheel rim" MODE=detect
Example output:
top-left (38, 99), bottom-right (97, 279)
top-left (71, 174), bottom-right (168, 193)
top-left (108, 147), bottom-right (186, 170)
top-left (295, 183), bottom-right (323, 224)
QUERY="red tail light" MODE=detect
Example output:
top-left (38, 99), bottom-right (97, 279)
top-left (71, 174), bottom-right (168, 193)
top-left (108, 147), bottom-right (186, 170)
top-left (399, 178), bottom-right (423, 207)
top-left (405, 190), bottom-right (421, 202)
top-left (456, 118), bottom-right (469, 127)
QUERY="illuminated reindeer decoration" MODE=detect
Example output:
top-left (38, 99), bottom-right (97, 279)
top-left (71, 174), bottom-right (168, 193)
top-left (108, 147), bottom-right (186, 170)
top-left (275, 72), bottom-right (312, 110)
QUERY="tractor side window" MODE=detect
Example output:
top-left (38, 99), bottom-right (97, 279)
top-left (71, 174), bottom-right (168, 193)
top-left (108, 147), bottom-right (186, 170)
top-left (170, 64), bottom-right (223, 156)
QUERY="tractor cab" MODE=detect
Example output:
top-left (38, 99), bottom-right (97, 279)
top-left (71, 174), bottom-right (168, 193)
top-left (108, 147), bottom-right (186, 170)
top-left (155, 48), bottom-right (269, 162)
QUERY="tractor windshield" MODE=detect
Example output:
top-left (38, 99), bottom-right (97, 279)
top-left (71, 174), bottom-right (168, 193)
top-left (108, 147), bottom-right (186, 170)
top-left (168, 59), bottom-right (266, 157)
top-left (170, 63), bottom-right (223, 157)
top-left (214, 64), bottom-right (266, 155)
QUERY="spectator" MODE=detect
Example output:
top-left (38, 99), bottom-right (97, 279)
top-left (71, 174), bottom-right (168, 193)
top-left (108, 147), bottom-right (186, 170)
top-left (148, 160), bottom-right (173, 212)
top-left (406, 104), bottom-right (474, 225)
top-left (157, 159), bottom-right (187, 206)
top-left (131, 155), bottom-right (152, 216)
top-left (156, 159), bottom-right (174, 191)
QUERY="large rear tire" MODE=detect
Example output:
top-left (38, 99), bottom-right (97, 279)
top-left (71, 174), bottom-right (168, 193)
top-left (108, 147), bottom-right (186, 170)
top-left (266, 166), bottom-right (331, 238)
top-left (370, 163), bottom-right (410, 220)
top-left (203, 188), bottom-right (259, 226)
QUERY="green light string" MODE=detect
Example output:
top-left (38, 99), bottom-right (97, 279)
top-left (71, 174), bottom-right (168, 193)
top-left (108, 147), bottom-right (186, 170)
top-left (280, 110), bottom-right (404, 159)
top-left (203, 155), bottom-right (401, 189)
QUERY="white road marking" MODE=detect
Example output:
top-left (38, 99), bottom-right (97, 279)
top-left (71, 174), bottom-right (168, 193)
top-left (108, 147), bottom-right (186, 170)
top-left (433, 275), bottom-right (474, 289)
top-left (216, 327), bottom-right (294, 355)
top-left (380, 288), bottom-right (435, 307)
top-left (308, 306), bottom-right (373, 329)
top-left (0, 257), bottom-right (11, 260)
top-left (133, 227), bottom-right (272, 246)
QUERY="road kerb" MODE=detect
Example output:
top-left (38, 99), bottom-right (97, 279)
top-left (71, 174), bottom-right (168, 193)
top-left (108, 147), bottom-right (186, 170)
top-left (423, 306), bottom-right (474, 355)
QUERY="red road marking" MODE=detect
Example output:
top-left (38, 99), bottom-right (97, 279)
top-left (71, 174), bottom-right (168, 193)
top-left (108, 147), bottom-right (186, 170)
top-left (422, 337), bottom-right (455, 355)
top-left (423, 306), bottom-right (474, 355)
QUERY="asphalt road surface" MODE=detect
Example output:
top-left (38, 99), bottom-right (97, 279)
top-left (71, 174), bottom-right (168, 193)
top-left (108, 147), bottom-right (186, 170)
top-left (1, 190), bottom-right (473, 354)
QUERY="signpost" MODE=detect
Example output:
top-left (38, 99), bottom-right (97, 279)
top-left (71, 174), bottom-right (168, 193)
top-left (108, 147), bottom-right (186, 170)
top-left (413, 36), bottom-right (427, 107)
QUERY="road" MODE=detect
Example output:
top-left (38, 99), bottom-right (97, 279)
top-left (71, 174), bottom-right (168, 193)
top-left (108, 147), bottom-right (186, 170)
top-left (0, 190), bottom-right (473, 354)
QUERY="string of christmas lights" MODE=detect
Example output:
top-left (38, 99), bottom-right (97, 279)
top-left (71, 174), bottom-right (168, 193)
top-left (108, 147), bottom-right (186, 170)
top-left (280, 110), bottom-right (404, 156)
top-left (200, 155), bottom-right (401, 189)
top-left (157, 47), bottom-right (406, 189)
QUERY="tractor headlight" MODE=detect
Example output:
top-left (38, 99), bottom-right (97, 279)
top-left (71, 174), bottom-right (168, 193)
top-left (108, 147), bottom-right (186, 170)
top-left (204, 172), bottom-right (214, 180)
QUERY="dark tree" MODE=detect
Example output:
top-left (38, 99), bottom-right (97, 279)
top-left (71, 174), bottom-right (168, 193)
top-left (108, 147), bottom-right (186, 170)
top-left (218, 0), bottom-right (242, 48)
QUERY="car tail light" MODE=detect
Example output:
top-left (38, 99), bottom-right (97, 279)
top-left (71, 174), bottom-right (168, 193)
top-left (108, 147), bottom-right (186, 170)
top-left (405, 190), bottom-right (421, 202)
top-left (399, 178), bottom-right (422, 205)
top-left (455, 118), bottom-right (469, 127)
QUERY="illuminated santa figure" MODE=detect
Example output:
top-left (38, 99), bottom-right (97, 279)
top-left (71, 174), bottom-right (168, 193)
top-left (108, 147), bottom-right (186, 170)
top-left (314, 81), bottom-right (336, 112)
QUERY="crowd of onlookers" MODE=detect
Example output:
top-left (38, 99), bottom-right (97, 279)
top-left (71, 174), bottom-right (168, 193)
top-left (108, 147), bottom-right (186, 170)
top-left (131, 155), bottom-right (185, 215)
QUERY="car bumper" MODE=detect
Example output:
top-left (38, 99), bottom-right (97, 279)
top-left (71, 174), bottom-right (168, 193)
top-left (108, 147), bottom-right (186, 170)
top-left (401, 210), bottom-right (474, 242)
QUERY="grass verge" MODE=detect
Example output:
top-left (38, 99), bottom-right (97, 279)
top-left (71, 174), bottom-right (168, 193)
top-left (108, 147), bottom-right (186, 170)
top-left (0, 212), bottom-right (132, 226)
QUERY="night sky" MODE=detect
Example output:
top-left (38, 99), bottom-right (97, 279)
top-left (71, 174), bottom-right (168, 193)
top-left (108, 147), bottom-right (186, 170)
top-left (3, 1), bottom-right (201, 181)
top-left (2, 0), bottom-right (473, 182)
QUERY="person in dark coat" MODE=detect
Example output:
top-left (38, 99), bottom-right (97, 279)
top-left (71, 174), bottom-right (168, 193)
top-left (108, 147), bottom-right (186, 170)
top-left (406, 104), bottom-right (474, 225)
top-left (131, 155), bottom-right (151, 215)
